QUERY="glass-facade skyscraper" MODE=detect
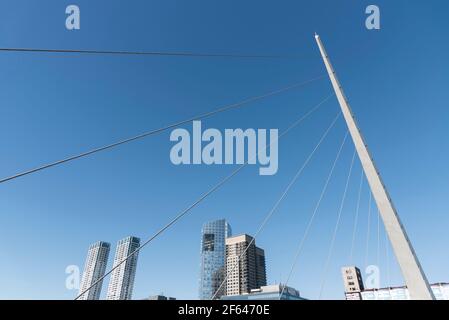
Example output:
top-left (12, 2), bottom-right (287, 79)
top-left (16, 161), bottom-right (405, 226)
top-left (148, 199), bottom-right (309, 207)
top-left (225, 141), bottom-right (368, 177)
top-left (199, 219), bottom-right (232, 300)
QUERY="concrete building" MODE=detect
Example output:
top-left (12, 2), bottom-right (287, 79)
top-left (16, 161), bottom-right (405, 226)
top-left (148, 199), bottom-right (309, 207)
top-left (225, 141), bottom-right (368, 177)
top-left (225, 234), bottom-right (266, 296)
top-left (78, 241), bottom-right (110, 300)
top-left (255, 247), bottom-right (267, 288)
top-left (341, 266), bottom-right (364, 294)
top-left (221, 284), bottom-right (304, 300)
top-left (199, 219), bottom-right (232, 300)
top-left (106, 236), bottom-right (140, 300)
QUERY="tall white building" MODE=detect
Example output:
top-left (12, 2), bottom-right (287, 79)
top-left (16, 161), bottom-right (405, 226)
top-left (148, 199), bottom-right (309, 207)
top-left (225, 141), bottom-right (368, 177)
top-left (106, 236), bottom-right (140, 300)
top-left (225, 234), bottom-right (266, 296)
top-left (78, 241), bottom-right (110, 300)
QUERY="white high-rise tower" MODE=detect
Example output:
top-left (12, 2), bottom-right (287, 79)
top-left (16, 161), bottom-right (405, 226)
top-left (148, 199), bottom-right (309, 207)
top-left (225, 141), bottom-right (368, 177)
top-left (106, 236), bottom-right (140, 300)
top-left (225, 234), bottom-right (267, 296)
top-left (78, 241), bottom-right (110, 300)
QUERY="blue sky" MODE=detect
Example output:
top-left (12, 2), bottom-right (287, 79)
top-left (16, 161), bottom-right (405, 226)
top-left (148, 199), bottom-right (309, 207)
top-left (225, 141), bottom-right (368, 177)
top-left (0, 0), bottom-right (448, 300)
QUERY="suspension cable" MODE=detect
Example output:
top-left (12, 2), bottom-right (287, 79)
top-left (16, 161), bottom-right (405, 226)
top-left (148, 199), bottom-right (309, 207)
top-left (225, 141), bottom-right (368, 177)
top-left (280, 131), bottom-right (349, 299)
top-left (365, 191), bottom-right (372, 267)
top-left (349, 170), bottom-right (364, 262)
top-left (75, 93), bottom-right (335, 300)
top-left (212, 111), bottom-right (342, 300)
top-left (0, 75), bottom-right (325, 185)
top-left (0, 47), bottom-right (304, 59)
top-left (318, 148), bottom-right (356, 299)
top-left (377, 208), bottom-right (381, 269)
top-left (385, 223), bottom-right (391, 287)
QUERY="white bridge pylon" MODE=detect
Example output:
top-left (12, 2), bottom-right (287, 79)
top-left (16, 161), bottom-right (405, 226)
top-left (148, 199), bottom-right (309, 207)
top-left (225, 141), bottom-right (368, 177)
top-left (315, 34), bottom-right (435, 300)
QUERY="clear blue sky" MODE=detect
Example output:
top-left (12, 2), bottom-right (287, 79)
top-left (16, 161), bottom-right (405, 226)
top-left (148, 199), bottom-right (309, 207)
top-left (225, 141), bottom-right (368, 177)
top-left (0, 0), bottom-right (448, 300)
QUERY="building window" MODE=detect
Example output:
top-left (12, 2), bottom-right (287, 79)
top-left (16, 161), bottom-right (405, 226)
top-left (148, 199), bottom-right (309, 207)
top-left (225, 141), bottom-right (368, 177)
top-left (203, 234), bottom-right (215, 252)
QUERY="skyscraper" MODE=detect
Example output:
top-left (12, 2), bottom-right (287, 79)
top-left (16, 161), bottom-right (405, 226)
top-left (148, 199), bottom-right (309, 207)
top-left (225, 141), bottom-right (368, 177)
top-left (199, 219), bottom-right (232, 300)
top-left (225, 234), bottom-right (267, 296)
top-left (78, 241), bottom-right (110, 300)
top-left (106, 236), bottom-right (140, 300)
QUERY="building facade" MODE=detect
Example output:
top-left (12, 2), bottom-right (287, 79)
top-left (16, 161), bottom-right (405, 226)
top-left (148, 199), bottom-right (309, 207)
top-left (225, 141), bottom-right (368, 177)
top-left (341, 266), bottom-right (364, 294)
top-left (225, 234), bottom-right (267, 296)
top-left (106, 236), bottom-right (141, 300)
top-left (199, 219), bottom-right (232, 300)
top-left (255, 247), bottom-right (267, 288)
top-left (221, 284), bottom-right (304, 300)
top-left (78, 241), bottom-right (110, 300)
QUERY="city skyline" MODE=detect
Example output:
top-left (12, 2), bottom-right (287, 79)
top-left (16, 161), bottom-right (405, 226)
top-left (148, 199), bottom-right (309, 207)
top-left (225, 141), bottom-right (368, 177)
top-left (75, 218), bottom-right (449, 300)
top-left (77, 220), bottom-right (281, 300)
top-left (1, 1), bottom-right (448, 300)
